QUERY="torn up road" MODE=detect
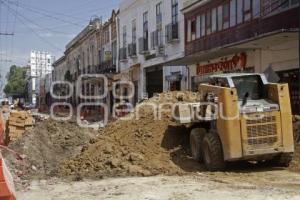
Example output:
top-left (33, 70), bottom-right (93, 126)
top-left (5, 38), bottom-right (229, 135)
top-left (17, 171), bottom-right (300, 200)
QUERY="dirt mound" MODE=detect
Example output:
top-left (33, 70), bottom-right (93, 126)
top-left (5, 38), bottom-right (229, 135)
top-left (60, 91), bottom-right (202, 179)
top-left (4, 119), bottom-right (97, 180)
top-left (290, 120), bottom-right (300, 171)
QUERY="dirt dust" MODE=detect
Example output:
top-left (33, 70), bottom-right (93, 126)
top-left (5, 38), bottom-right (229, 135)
top-left (3, 119), bottom-right (97, 180)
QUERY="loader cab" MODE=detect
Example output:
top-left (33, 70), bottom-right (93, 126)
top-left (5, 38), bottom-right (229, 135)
top-left (209, 73), bottom-right (278, 113)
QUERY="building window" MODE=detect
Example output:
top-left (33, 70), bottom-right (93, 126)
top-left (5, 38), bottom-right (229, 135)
top-left (132, 19), bottom-right (136, 44)
top-left (123, 25), bottom-right (127, 48)
top-left (156, 2), bottom-right (163, 46)
top-left (243, 0), bottom-right (251, 21)
top-left (206, 10), bottom-right (211, 35)
top-left (156, 2), bottom-right (162, 25)
top-left (223, 2), bottom-right (229, 29)
top-left (237, 0), bottom-right (243, 24)
top-left (212, 8), bottom-right (217, 33)
top-left (196, 15), bottom-right (201, 38)
top-left (201, 14), bottom-right (206, 37)
top-left (187, 20), bottom-right (191, 42)
top-left (217, 5), bottom-right (223, 31)
top-left (191, 18), bottom-right (196, 40)
top-left (143, 11), bottom-right (149, 51)
top-left (171, 0), bottom-right (178, 24)
top-left (252, 0), bottom-right (261, 18)
top-left (230, 0), bottom-right (236, 27)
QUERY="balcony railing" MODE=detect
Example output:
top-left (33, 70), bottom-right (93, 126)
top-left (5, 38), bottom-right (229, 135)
top-left (185, 5), bottom-right (299, 56)
top-left (128, 43), bottom-right (137, 57)
top-left (138, 37), bottom-right (149, 54)
top-left (96, 61), bottom-right (116, 74)
top-left (119, 47), bottom-right (127, 61)
top-left (166, 22), bottom-right (179, 43)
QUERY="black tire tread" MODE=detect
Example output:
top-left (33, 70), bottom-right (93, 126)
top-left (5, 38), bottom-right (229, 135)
top-left (190, 128), bottom-right (206, 162)
top-left (203, 132), bottom-right (226, 171)
top-left (272, 153), bottom-right (293, 167)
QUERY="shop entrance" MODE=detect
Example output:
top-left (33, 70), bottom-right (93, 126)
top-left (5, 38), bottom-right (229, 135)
top-left (146, 67), bottom-right (163, 98)
top-left (170, 81), bottom-right (181, 91)
top-left (277, 68), bottom-right (300, 115)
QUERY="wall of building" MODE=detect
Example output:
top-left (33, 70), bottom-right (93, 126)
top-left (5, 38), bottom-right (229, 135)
top-left (260, 39), bottom-right (299, 73)
top-left (119, 0), bottom-right (186, 99)
top-left (163, 66), bottom-right (188, 91)
top-left (28, 50), bottom-right (54, 105)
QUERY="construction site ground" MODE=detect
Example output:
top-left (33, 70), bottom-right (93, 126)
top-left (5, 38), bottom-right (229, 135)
top-left (2, 92), bottom-right (300, 199)
top-left (16, 171), bottom-right (300, 200)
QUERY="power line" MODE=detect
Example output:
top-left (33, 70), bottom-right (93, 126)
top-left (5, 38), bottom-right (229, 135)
top-left (1, 0), bottom-right (74, 35)
top-left (1, 0), bottom-right (63, 52)
top-left (3, 0), bottom-right (85, 28)
top-left (0, 32), bottom-right (14, 35)
top-left (4, 0), bottom-right (90, 21)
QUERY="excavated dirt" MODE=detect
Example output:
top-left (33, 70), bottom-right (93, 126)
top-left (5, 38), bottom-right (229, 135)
top-left (4, 119), bottom-right (97, 180)
top-left (290, 120), bottom-right (300, 172)
top-left (3, 91), bottom-right (300, 182)
top-left (60, 92), bottom-right (300, 179)
top-left (60, 92), bottom-right (202, 179)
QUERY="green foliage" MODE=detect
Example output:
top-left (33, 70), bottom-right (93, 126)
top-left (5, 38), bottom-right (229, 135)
top-left (4, 65), bottom-right (27, 95)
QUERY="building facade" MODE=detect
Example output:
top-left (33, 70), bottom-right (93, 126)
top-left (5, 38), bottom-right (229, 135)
top-left (52, 12), bottom-right (119, 117)
top-left (28, 50), bottom-right (54, 105)
top-left (38, 73), bottom-right (52, 112)
top-left (118, 0), bottom-right (188, 102)
top-left (182, 0), bottom-right (299, 114)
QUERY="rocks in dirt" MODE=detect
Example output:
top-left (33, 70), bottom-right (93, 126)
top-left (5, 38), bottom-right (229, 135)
top-left (3, 119), bottom-right (97, 180)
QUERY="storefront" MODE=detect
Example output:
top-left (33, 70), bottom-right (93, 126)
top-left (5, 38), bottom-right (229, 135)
top-left (277, 69), bottom-right (300, 114)
top-left (163, 66), bottom-right (188, 92)
top-left (145, 65), bottom-right (163, 98)
top-left (261, 39), bottom-right (300, 115)
top-left (189, 51), bottom-right (255, 91)
top-left (188, 38), bottom-right (299, 114)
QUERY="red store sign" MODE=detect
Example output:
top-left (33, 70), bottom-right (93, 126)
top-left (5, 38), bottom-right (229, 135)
top-left (196, 53), bottom-right (247, 75)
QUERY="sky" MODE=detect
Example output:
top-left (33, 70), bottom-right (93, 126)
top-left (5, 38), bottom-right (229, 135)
top-left (0, 0), bottom-right (121, 91)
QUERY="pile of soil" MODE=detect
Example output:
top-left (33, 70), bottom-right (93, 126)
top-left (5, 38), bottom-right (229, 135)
top-left (60, 91), bottom-right (202, 179)
top-left (290, 120), bottom-right (300, 171)
top-left (4, 119), bottom-right (97, 180)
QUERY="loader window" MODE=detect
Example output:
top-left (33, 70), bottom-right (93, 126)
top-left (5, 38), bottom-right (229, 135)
top-left (232, 75), bottom-right (265, 100)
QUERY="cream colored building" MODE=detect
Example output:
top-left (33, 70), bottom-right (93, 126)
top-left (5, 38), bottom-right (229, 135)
top-left (182, 0), bottom-right (299, 114)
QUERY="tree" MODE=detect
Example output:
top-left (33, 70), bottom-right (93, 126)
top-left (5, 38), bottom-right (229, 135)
top-left (4, 65), bottom-right (27, 95)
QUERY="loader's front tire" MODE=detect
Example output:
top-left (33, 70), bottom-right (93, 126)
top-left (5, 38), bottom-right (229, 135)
top-left (190, 128), bottom-right (206, 162)
top-left (271, 153), bottom-right (293, 167)
top-left (203, 132), bottom-right (226, 171)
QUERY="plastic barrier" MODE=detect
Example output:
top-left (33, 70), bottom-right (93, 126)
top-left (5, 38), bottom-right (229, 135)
top-left (0, 152), bottom-right (16, 200)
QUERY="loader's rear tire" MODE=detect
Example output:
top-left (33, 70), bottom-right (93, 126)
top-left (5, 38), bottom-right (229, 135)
top-left (202, 132), bottom-right (226, 171)
top-left (190, 128), bottom-right (206, 162)
top-left (271, 153), bottom-right (293, 167)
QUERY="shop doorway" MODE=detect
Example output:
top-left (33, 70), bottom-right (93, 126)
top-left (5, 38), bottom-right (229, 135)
top-left (146, 68), bottom-right (163, 98)
top-left (170, 81), bottom-right (181, 91)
